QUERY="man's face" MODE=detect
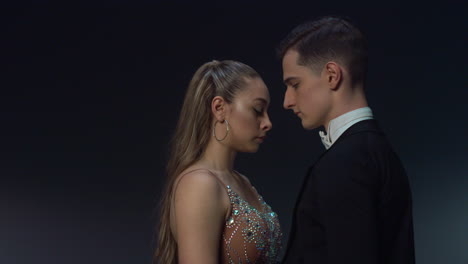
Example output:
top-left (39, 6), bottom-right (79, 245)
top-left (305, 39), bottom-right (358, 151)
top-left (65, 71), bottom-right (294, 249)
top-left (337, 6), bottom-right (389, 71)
top-left (282, 49), bottom-right (332, 130)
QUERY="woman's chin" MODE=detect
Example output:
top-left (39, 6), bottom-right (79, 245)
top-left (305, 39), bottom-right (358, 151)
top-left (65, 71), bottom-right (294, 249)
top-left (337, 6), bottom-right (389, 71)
top-left (237, 144), bottom-right (260, 153)
top-left (248, 144), bottom-right (261, 153)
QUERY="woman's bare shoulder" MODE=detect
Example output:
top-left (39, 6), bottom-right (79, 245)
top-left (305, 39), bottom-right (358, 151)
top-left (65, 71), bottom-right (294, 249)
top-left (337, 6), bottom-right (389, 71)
top-left (235, 170), bottom-right (253, 186)
top-left (175, 167), bottom-right (223, 194)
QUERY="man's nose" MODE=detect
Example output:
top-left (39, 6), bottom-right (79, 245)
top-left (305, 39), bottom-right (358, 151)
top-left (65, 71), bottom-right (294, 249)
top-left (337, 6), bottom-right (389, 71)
top-left (283, 87), bottom-right (295, 110)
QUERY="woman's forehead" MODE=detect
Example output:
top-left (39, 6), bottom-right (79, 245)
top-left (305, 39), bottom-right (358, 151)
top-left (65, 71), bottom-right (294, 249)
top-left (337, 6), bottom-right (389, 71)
top-left (237, 78), bottom-right (270, 102)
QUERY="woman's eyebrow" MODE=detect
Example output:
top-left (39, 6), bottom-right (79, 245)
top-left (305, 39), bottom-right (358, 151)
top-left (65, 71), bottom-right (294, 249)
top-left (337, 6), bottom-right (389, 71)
top-left (253, 98), bottom-right (269, 105)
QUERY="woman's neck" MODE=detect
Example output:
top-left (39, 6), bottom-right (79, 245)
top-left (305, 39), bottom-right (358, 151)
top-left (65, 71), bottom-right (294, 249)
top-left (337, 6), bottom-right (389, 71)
top-left (199, 138), bottom-right (236, 173)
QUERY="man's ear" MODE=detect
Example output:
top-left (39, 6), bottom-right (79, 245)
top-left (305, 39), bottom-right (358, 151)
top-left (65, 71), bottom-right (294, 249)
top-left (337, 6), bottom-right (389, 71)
top-left (211, 96), bottom-right (227, 121)
top-left (324, 62), bottom-right (342, 90)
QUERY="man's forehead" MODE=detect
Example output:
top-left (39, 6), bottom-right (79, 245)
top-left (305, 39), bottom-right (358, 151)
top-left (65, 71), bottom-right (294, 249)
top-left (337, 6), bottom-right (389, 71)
top-left (282, 49), bottom-right (300, 64)
top-left (283, 52), bottom-right (305, 74)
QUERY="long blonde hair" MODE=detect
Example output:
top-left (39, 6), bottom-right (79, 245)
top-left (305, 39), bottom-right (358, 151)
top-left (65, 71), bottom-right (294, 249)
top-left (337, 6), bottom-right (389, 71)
top-left (154, 60), bottom-right (260, 264)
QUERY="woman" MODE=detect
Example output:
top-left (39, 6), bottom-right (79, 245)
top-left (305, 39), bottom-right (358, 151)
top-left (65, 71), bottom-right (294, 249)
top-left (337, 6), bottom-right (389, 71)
top-left (155, 60), bottom-right (282, 263)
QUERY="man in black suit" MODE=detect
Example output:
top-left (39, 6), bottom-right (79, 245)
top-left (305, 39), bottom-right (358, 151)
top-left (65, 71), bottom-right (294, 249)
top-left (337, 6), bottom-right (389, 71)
top-left (279, 16), bottom-right (415, 263)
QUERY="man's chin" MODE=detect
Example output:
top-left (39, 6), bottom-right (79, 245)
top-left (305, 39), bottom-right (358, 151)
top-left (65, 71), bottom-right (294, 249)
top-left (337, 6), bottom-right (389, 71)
top-left (301, 120), bottom-right (320, 131)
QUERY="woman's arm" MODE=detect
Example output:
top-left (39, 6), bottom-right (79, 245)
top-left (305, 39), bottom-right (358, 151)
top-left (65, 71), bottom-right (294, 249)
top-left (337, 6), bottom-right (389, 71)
top-left (173, 171), bottom-right (228, 264)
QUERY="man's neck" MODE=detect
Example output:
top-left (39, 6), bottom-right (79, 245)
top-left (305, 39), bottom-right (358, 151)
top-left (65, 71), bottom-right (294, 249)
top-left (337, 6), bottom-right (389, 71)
top-left (324, 88), bottom-right (368, 133)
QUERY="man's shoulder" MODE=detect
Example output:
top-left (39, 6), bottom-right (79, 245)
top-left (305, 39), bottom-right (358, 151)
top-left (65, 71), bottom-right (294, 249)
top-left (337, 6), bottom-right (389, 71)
top-left (326, 129), bottom-right (388, 156)
top-left (314, 129), bottom-right (395, 173)
top-left (309, 133), bottom-right (384, 191)
top-left (311, 119), bottom-right (400, 166)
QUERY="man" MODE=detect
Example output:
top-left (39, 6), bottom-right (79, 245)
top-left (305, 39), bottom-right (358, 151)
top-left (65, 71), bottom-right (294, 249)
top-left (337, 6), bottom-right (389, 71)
top-left (279, 16), bottom-right (415, 263)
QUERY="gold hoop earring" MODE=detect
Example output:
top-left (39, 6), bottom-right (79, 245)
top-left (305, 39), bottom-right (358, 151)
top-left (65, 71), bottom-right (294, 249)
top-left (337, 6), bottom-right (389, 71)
top-left (213, 120), bottom-right (230, 141)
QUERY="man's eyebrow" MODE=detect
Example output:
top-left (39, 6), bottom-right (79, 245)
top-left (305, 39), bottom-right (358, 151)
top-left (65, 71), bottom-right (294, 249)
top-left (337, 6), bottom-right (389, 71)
top-left (283, 77), bottom-right (298, 85)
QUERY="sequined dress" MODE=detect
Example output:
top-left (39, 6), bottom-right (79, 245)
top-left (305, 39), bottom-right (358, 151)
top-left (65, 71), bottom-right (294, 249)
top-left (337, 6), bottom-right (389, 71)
top-left (220, 183), bottom-right (282, 263)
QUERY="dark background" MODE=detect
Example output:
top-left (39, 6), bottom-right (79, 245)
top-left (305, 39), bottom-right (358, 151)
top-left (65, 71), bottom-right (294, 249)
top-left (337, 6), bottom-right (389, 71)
top-left (1, 1), bottom-right (466, 263)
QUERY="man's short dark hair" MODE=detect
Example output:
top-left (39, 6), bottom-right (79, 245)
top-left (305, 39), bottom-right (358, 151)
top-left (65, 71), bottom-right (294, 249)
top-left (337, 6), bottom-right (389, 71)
top-left (278, 16), bottom-right (368, 86)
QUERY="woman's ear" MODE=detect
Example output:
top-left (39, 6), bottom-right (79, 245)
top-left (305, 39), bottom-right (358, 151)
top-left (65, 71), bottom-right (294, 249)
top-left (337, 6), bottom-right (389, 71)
top-left (211, 96), bottom-right (227, 121)
top-left (324, 62), bottom-right (342, 90)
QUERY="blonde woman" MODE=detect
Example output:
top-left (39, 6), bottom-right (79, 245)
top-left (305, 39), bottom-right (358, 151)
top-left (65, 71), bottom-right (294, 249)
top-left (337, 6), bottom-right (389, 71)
top-left (155, 60), bottom-right (282, 263)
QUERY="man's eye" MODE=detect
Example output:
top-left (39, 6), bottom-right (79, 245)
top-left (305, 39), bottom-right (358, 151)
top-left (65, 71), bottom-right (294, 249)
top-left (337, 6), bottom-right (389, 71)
top-left (254, 108), bottom-right (263, 114)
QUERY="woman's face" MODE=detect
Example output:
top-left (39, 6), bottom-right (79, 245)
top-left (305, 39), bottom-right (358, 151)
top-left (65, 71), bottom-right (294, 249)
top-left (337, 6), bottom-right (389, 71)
top-left (225, 77), bottom-right (272, 153)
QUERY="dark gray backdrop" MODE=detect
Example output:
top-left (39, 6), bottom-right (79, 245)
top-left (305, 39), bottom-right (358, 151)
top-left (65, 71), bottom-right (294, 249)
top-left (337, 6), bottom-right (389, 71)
top-left (1, 1), bottom-right (467, 263)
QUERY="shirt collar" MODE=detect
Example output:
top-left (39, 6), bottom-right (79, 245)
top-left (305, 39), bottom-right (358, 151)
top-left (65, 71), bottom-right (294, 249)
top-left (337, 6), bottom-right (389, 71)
top-left (319, 107), bottom-right (374, 149)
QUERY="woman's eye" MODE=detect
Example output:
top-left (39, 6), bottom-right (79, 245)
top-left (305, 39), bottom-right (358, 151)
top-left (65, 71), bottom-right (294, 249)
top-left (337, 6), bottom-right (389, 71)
top-left (292, 83), bottom-right (300, 89)
top-left (254, 108), bottom-right (263, 114)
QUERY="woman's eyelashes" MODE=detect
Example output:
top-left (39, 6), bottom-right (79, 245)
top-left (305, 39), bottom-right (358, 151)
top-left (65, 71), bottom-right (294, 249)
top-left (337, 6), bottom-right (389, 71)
top-left (292, 83), bottom-right (300, 89)
top-left (254, 107), bottom-right (264, 115)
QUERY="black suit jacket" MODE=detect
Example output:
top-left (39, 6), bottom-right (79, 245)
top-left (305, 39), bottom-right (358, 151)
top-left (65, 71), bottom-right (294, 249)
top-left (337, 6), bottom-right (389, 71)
top-left (282, 120), bottom-right (415, 264)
